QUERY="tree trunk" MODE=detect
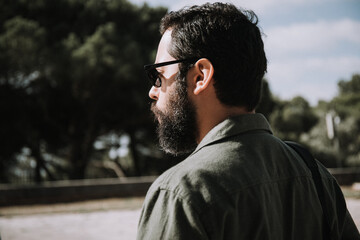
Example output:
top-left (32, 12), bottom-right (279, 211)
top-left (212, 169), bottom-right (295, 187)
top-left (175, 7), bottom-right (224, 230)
top-left (68, 142), bottom-right (88, 179)
top-left (31, 142), bottom-right (55, 183)
top-left (128, 130), bottom-right (141, 176)
top-left (68, 126), bottom-right (97, 179)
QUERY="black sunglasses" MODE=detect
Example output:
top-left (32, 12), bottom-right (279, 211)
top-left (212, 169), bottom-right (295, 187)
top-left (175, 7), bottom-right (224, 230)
top-left (144, 58), bottom-right (198, 87)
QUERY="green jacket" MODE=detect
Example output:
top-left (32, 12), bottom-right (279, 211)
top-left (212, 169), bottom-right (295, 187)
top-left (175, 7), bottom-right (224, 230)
top-left (137, 114), bottom-right (359, 239)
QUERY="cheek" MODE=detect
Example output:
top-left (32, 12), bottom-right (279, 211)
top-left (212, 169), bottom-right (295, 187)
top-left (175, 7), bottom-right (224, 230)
top-left (154, 93), bottom-right (168, 113)
top-left (155, 84), bottom-right (176, 112)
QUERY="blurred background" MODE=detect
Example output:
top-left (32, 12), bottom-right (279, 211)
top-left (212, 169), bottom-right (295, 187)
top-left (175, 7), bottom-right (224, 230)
top-left (0, 0), bottom-right (359, 239)
top-left (0, 0), bottom-right (359, 184)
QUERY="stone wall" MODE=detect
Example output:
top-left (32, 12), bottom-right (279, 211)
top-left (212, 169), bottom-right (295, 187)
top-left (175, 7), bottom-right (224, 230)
top-left (0, 176), bottom-right (156, 206)
top-left (0, 168), bottom-right (359, 206)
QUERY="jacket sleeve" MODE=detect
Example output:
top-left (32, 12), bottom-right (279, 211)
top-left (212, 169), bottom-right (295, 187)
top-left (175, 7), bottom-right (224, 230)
top-left (325, 170), bottom-right (360, 240)
top-left (314, 163), bottom-right (359, 239)
top-left (341, 209), bottom-right (360, 240)
top-left (136, 188), bottom-right (209, 240)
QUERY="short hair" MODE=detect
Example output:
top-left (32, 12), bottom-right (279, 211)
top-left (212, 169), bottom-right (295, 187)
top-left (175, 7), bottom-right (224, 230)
top-left (160, 2), bottom-right (267, 111)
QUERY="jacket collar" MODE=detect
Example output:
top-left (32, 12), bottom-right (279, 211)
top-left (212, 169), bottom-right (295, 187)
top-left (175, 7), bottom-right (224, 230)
top-left (191, 113), bottom-right (272, 156)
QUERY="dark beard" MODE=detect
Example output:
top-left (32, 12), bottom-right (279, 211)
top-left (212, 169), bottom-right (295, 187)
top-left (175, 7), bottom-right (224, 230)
top-left (151, 80), bottom-right (198, 156)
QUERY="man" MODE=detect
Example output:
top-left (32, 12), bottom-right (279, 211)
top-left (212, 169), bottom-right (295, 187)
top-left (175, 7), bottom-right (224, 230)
top-left (138, 2), bottom-right (359, 239)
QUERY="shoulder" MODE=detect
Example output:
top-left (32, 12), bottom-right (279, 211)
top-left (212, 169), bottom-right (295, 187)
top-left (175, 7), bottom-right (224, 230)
top-left (146, 137), bottom-right (258, 210)
top-left (144, 146), bottom-right (240, 217)
top-left (146, 156), bottom-right (211, 205)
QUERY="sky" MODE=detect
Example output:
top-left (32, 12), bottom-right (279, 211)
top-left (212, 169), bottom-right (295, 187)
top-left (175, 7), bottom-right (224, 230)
top-left (130, 0), bottom-right (360, 105)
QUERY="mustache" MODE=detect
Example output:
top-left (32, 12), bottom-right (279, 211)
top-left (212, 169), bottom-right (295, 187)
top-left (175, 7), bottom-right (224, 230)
top-left (150, 102), bottom-right (159, 115)
top-left (150, 101), bottom-right (156, 111)
top-left (150, 102), bottom-right (163, 123)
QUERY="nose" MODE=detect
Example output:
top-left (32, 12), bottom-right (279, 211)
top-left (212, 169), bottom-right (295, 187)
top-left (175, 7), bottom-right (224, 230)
top-left (149, 86), bottom-right (159, 100)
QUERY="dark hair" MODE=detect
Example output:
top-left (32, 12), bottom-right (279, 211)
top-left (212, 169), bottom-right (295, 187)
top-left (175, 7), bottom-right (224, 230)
top-left (160, 2), bottom-right (267, 111)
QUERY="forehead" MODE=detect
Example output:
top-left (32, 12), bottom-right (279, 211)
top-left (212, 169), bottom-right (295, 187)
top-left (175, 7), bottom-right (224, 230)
top-left (155, 29), bottom-right (175, 63)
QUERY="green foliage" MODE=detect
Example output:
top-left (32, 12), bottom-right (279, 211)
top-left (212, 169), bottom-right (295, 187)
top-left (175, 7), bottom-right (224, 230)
top-left (270, 96), bottom-right (318, 141)
top-left (332, 74), bottom-right (360, 119)
top-left (330, 74), bottom-right (360, 166)
top-left (0, 0), bottom-right (168, 182)
top-left (302, 74), bottom-right (360, 167)
top-left (0, 16), bottom-right (46, 84)
top-left (1, 0), bottom-right (358, 183)
top-left (256, 79), bottom-right (276, 120)
top-left (338, 74), bottom-right (360, 94)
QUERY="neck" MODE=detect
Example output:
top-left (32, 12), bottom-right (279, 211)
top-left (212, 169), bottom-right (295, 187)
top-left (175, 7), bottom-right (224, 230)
top-left (196, 104), bottom-right (253, 143)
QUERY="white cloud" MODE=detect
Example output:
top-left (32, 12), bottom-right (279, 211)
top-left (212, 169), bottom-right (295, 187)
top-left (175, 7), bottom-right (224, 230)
top-left (265, 19), bottom-right (360, 57)
top-left (267, 56), bottom-right (360, 104)
top-left (269, 56), bottom-right (360, 82)
top-left (306, 57), bottom-right (360, 73)
top-left (265, 18), bottom-right (360, 104)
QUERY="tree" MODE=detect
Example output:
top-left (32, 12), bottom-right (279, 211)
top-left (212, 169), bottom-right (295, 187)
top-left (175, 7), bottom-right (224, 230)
top-left (329, 74), bottom-right (360, 167)
top-left (0, 0), bottom-right (168, 181)
top-left (256, 78), bottom-right (277, 120)
top-left (0, 15), bottom-right (48, 182)
top-left (270, 96), bottom-right (318, 142)
top-left (301, 74), bottom-right (360, 168)
top-left (333, 74), bottom-right (360, 119)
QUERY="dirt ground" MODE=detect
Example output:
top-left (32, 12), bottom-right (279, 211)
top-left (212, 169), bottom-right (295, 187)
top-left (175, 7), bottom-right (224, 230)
top-left (0, 189), bottom-right (359, 240)
top-left (0, 197), bottom-right (144, 240)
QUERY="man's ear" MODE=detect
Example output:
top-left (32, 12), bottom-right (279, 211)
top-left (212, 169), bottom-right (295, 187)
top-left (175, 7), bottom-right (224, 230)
top-left (193, 58), bottom-right (214, 95)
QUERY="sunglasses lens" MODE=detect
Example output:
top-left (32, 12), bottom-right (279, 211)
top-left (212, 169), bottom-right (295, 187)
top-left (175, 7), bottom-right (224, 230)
top-left (147, 68), bottom-right (161, 87)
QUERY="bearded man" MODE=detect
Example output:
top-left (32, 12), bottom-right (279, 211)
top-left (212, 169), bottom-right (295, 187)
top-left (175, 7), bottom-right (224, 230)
top-left (137, 3), bottom-right (359, 239)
